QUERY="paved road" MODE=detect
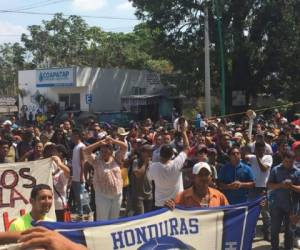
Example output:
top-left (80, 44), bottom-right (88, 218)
top-left (252, 221), bottom-right (300, 250)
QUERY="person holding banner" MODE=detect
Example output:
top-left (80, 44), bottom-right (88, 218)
top-left (148, 120), bottom-right (190, 209)
top-left (83, 136), bottom-right (127, 220)
top-left (9, 184), bottom-right (54, 232)
top-left (218, 146), bottom-right (255, 204)
top-left (0, 232), bottom-right (20, 244)
top-left (18, 227), bottom-right (87, 250)
top-left (164, 162), bottom-right (228, 209)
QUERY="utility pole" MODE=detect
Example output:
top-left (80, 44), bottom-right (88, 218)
top-left (204, 4), bottom-right (212, 117)
top-left (214, 0), bottom-right (226, 115)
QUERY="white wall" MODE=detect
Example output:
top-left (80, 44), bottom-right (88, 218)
top-left (18, 70), bottom-right (89, 116)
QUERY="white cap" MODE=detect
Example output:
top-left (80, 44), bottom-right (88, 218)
top-left (3, 120), bottom-right (12, 126)
top-left (192, 162), bottom-right (212, 175)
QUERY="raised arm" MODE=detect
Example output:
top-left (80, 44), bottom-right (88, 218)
top-left (82, 139), bottom-right (106, 156)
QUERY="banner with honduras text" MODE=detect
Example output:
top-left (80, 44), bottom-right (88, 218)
top-left (0, 158), bottom-right (55, 232)
top-left (39, 198), bottom-right (262, 250)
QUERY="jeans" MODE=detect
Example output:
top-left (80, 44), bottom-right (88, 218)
top-left (95, 192), bottom-right (122, 220)
top-left (248, 187), bottom-right (270, 236)
top-left (270, 206), bottom-right (293, 250)
top-left (127, 198), bottom-right (153, 216)
top-left (71, 181), bottom-right (84, 215)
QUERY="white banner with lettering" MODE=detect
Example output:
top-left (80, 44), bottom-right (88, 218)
top-left (0, 158), bottom-right (55, 231)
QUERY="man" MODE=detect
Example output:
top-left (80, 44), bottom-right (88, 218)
top-left (0, 140), bottom-right (10, 163)
top-left (246, 142), bottom-right (273, 240)
top-left (165, 162), bottom-right (228, 209)
top-left (218, 146), bottom-right (255, 204)
top-left (71, 129), bottom-right (86, 215)
top-left (9, 184), bottom-right (53, 232)
top-left (2, 120), bottom-right (12, 136)
top-left (250, 133), bottom-right (273, 155)
top-left (41, 121), bottom-right (55, 141)
top-left (267, 151), bottom-right (300, 250)
top-left (148, 123), bottom-right (190, 208)
top-left (272, 140), bottom-right (289, 167)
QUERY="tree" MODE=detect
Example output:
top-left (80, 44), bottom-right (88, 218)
top-left (0, 42), bottom-right (26, 96)
top-left (130, 0), bottom-right (300, 112)
top-left (22, 13), bottom-right (89, 66)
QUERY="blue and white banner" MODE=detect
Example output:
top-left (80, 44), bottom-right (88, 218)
top-left (36, 67), bottom-right (75, 87)
top-left (39, 199), bottom-right (261, 250)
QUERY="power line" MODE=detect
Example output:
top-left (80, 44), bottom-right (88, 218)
top-left (11, 0), bottom-right (71, 12)
top-left (7, 0), bottom-right (64, 11)
top-left (0, 9), bottom-right (138, 21)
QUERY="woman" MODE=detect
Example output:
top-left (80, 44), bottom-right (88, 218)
top-left (44, 144), bottom-right (70, 221)
top-left (83, 136), bottom-right (127, 220)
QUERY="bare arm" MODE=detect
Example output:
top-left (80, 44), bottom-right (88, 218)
top-left (19, 227), bottom-right (87, 250)
top-left (289, 184), bottom-right (300, 193)
top-left (0, 231), bottom-right (20, 244)
top-left (240, 182), bottom-right (255, 189)
top-left (181, 130), bottom-right (190, 154)
top-left (267, 182), bottom-right (286, 190)
top-left (80, 147), bottom-right (85, 183)
top-left (82, 140), bottom-right (105, 156)
top-left (52, 156), bottom-right (70, 178)
top-left (218, 182), bottom-right (234, 190)
top-left (256, 156), bottom-right (269, 172)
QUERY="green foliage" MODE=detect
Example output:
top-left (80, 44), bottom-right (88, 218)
top-left (130, 0), bottom-right (300, 108)
top-left (0, 42), bottom-right (26, 96)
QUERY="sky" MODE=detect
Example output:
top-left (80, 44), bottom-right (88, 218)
top-left (0, 0), bottom-right (141, 44)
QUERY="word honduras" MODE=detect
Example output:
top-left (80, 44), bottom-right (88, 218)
top-left (111, 217), bottom-right (199, 249)
top-left (38, 197), bottom-right (262, 250)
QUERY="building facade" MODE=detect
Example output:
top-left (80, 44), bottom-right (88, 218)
top-left (18, 67), bottom-right (177, 121)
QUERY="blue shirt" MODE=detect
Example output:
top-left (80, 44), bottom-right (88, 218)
top-left (218, 161), bottom-right (254, 204)
top-left (268, 165), bottom-right (300, 212)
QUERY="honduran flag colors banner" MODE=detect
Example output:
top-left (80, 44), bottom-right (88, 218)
top-left (39, 198), bottom-right (262, 250)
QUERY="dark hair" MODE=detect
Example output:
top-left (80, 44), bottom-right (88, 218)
top-left (30, 184), bottom-right (52, 199)
top-left (43, 144), bottom-right (58, 158)
top-left (55, 144), bottom-right (68, 158)
top-left (160, 144), bottom-right (174, 160)
top-left (277, 139), bottom-right (288, 146)
top-left (101, 143), bottom-right (114, 152)
top-left (255, 142), bottom-right (265, 149)
top-left (140, 144), bottom-right (153, 153)
top-left (0, 139), bottom-right (10, 147)
top-left (282, 151), bottom-right (295, 160)
top-left (228, 145), bottom-right (241, 155)
top-left (72, 128), bottom-right (82, 137)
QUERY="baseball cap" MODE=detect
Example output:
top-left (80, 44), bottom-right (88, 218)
top-left (192, 162), bottom-right (212, 175)
top-left (3, 120), bottom-right (12, 126)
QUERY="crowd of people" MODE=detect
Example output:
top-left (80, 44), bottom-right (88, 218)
top-left (2, 109), bottom-right (300, 250)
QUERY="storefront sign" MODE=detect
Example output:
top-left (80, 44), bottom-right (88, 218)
top-left (36, 67), bottom-right (75, 87)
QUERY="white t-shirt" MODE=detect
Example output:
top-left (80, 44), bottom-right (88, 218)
top-left (71, 142), bottom-right (85, 182)
top-left (148, 151), bottom-right (187, 207)
top-left (152, 147), bottom-right (161, 163)
top-left (248, 154), bottom-right (273, 187)
top-left (250, 142), bottom-right (273, 155)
